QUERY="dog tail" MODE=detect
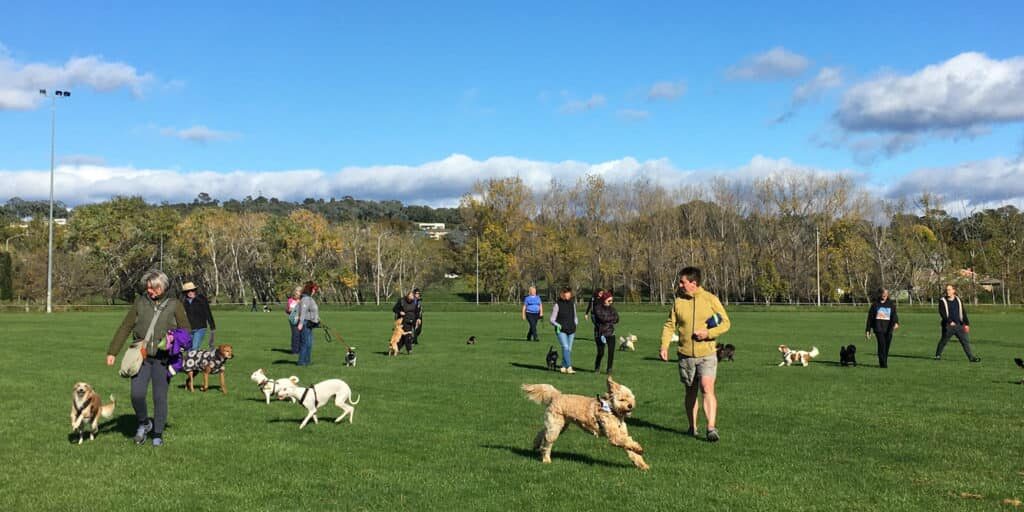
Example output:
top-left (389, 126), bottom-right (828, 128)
top-left (1015, 357), bottom-right (1024, 369)
top-left (809, 347), bottom-right (820, 358)
top-left (522, 384), bottom-right (560, 405)
top-left (101, 395), bottom-right (116, 419)
top-left (349, 393), bottom-right (361, 405)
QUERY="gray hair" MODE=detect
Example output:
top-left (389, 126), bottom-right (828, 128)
top-left (141, 269), bottom-right (170, 292)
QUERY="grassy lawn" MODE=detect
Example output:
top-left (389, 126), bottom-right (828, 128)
top-left (1, 307), bottom-right (1021, 511)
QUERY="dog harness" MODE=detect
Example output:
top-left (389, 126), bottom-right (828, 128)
top-left (299, 386), bottom-right (319, 407)
top-left (257, 379), bottom-right (278, 395)
top-left (72, 401), bottom-right (89, 423)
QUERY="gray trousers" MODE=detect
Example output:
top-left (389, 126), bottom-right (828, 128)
top-left (935, 325), bottom-right (976, 360)
top-left (131, 358), bottom-right (170, 434)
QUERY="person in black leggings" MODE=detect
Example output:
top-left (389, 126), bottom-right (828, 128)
top-left (591, 290), bottom-right (619, 374)
top-left (865, 288), bottom-right (899, 368)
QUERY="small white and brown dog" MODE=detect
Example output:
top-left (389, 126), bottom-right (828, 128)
top-left (617, 334), bottom-right (637, 351)
top-left (250, 368), bottom-right (298, 404)
top-left (778, 345), bottom-right (820, 367)
top-left (276, 378), bottom-right (361, 429)
top-left (70, 382), bottom-right (116, 444)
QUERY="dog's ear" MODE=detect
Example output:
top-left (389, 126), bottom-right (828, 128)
top-left (289, 376), bottom-right (299, 383)
top-left (606, 376), bottom-right (620, 393)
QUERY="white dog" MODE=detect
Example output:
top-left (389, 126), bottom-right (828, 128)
top-left (617, 334), bottom-right (637, 351)
top-left (276, 378), bottom-right (361, 429)
top-left (778, 345), bottom-right (819, 367)
top-left (250, 368), bottom-right (298, 404)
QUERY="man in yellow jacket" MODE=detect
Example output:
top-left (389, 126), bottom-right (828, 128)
top-left (659, 266), bottom-right (731, 442)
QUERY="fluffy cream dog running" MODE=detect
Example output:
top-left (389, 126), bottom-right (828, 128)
top-left (778, 345), bottom-right (820, 367)
top-left (276, 378), bottom-right (361, 429)
top-left (250, 368), bottom-right (298, 404)
top-left (70, 382), bottom-right (116, 444)
top-left (522, 376), bottom-right (649, 470)
top-left (617, 334), bottom-right (637, 351)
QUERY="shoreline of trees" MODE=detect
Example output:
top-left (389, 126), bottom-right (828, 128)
top-left (2, 171), bottom-right (1021, 307)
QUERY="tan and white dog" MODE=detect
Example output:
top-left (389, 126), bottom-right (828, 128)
top-left (250, 368), bottom-right (298, 404)
top-left (617, 334), bottom-right (638, 351)
top-left (276, 378), bottom-right (361, 429)
top-left (778, 345), bottom-right (819, 367)
top-left (70, 382), bottom-right (116, 444)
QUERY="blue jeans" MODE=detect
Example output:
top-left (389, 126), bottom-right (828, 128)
top-left (190, 328), bottom-right (207, 351)
top-left (556, 331), bottom-right (575, 368)
top-left (289, 321), bottom-right (301, 354)
top-left (298, 323), bottom-right (315, 366)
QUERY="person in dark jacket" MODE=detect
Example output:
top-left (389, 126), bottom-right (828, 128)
top-left (181, 281), bottom-right (216, 350)
top-left (934, 284), bottom-right (980, 362)
top-left (591, 290), bottom-right (619, 374)
top-left (392, 290), bottom-right (421, 354)
top-left (549, 287), bottom-right (578, 374)
top-left (105, 269), bottom-right (190, 447)
top-left (864, 288), bottom-right (899, 368)
top-left (412, 288), bottom-right (423, 344)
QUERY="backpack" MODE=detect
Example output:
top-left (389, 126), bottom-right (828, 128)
top-left (288, 304), bottom-right (300, 326)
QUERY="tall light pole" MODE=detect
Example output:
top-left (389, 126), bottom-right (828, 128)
top-left (815, 227), bottom-right (821, 306)
top-left (40, 89), bottom-right (70, 314)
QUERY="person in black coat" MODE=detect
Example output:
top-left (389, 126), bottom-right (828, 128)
top-left (392, 290), bottom-right (421, 354)
top-left (865, 288), bottom-right (899, 368)
top-left (591, 290), bottom-right (619, 374)
top-left (182, 282), bottom-right (216, 350)
top-left (934, 283), bottom-right (980, 362)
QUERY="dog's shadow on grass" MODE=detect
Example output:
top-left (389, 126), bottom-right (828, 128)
top-left (270, 359), bottom-right (298, 365)
top-left (509, 362), bottom-right (557, 372)
top-left (480, 444), bottom-right (631, 469)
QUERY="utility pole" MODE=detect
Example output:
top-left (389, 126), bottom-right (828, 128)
top-left (40, 89), bottom-right (71, 314)
top-left (815, 227), bottom-right (821, 306)
top-left (475, 237), bottom-right (480, 305)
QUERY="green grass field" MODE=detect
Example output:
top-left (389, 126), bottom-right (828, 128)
top-left (1, 307), bottom-right (1021, 511)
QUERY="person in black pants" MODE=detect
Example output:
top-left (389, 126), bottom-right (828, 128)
top-left (412, 288), bottom-right (423, 344)
top-left (393, 290), bottom-right (421, 354)
top-left (865, 288), bottom-right (899, 368)
top-left (591, 290), bottom-right (619, 374)
top-left (934, 284), bottom-right (980, 362)
top-left (521, 286), bottom-right (543, 341)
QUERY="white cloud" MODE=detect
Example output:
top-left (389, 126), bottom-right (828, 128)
top-left (647, 80), bottom-right (687, 101)
top-left (0, 47), bottom-right (154, 110)
top-left (160, 125), bottom-right (240, 143)
top-left (617, 109), bottom-right (650, 121)
top-left (836, 52), bottom-right (1024, 133)
top-left (886, 156), bottom-right (1024, 208)
top-left (0, 154), bottom-right (862, 208)
top-left (58, 154), bottom-right (107, 166)
top-left (559, 94), bottom-right (606, 114)
top-left (726, 47), bottom-right (810, 81)
top-left (775, 67), bottom-right (844, 123)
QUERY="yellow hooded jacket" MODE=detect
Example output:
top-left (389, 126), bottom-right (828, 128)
top-left (660, 287), bottom-right (731, 358)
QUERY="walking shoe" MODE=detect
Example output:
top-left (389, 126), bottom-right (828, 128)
top-left (565, 367), bottom-right (576, 374)
top-left (706, 428), bottom-right (720, 443)
top-left (970, 357), bottom-right (981, 363)
top-left (133, 420), bottom-right (152, 444)
top-left (933, 355), bottom-right (941, 360)
top-left (151, 436), bottom-right (164, 447)
top-left (559, 367), bottom-right (567, 374)
top-left (683, 428), bottom-right (699, 437)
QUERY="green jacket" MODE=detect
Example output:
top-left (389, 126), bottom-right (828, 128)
top-left (660, 287), bottom-right (731, 358)
top-left (107, 294), bottom-right (190, 356)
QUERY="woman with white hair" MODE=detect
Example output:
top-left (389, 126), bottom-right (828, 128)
top-left (106, 269), bottom-right (190, 447)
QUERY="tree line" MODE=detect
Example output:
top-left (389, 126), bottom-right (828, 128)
top-left (2, 172), bottom-right (1022, 306)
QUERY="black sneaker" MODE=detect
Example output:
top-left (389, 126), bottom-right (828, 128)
top-left (706, 428), bottom-right (720, 442)
top-left (933, 355), bottom-right (942, 360)
top-left (970, 357), bottom-right (981, 363)
top-left (133, 420), bottom-right (152, 444)
top-left (683, 428), bottom-right (699, 437)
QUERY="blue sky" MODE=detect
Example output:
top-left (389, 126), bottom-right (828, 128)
top-left (1, 1), bottom-right (1023, 208)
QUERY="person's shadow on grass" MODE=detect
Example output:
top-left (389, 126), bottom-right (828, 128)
top-left (480, 444), bottom-right (631, 469)
top-left (509, 362), bottom-right (556, 372)
top-left (270, 359), bottom-right (298, 365)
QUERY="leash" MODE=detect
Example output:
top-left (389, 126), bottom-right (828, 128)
top-left (320, 323), bottom-right (353, 352)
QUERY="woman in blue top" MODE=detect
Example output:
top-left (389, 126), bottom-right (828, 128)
top-left (521, 286), bottom-right (543, 341)
top-left (549, 287), bottom-right (578, 374)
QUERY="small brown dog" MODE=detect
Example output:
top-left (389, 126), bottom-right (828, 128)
top-left (70, 382), bottom-right (116, 444)
top-left (182, 344), bottom-right (234, 393)
top-left (386, 319), bottom-right (414, 356)
top-left (522, 376), bottom-right (649, 470)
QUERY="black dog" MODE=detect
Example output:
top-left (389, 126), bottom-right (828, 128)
top-left (466, 336), bottom-right (477, 345)
top-left (545, 346), bottom-right (559, 371)
top-left (716, 343), bottom-right (736, 362)
top-left (840, 345), bottom-right (858, 367)
top-left (1015, 358), bottom-right (1024, 384)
